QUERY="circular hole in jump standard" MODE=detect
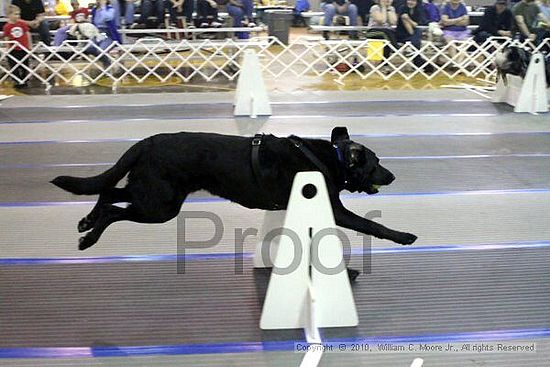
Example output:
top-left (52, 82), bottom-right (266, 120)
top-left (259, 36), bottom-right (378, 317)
top-left (302, 184), bottom-right (317, 199)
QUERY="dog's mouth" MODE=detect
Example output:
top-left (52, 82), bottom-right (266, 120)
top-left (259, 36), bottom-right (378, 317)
top-left (365, 184), bottom-right (381, 195)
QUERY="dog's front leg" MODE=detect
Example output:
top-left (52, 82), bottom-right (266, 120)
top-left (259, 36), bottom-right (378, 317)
top-left (332, 202), bottom-right (417, 245)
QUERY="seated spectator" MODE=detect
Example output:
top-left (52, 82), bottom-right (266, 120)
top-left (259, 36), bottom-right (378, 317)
top-left (132, 0), bottom-right (164, 28)
top-left (440, 0), bottom-right (471, 42)
top-left (111, 0), bottom-right (134, 27)
top-left (92, 0), bottom-right (122, 47)
top-left (293, 0), bottom-right (310, 26)
top-left (227, 0), bottom-right (255, 39)
top-left (423, 0), bottom-right (440, 23)
top-left (472, 0), bottom-right (513, 44)
top-left (513, 0), bottom-right (550, 44)
top-left (71, 0), bottom-right (90, 23)
top-left (321, 0), bottom-right (359, 39)
top-left (55, 0), bottom-right (71, 16)
top-left (352, 0), bottom-right (374, 25)
top-left (53, 0), bottom-right (90, 45)
top-left (197, 0), bottom-right (223, 27)
top-left (11, 0), bottom-right (51, 45)
top-left (366, 0), bottom-right (398, 56)
top-left (396, 0), bottom-right (432, 70)
top-left (167, 0), bottom-right (194, 28)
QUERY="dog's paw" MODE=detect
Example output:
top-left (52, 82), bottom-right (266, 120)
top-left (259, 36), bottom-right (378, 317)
top-left (396, 232), bottom-right (417, 246)
top-left (78, 216), bottom-right (93, 233)
top-left (347, 268), bottom-right (360, 283)
top-left (78, 235), bottom-right (96, 251)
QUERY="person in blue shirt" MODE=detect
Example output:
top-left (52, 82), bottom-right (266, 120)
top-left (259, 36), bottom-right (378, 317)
top-left (92, 0), bottom-right (122, 48)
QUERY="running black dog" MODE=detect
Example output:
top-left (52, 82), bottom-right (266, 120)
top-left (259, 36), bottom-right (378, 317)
top-left (52, 127), bottom-right (418, 252)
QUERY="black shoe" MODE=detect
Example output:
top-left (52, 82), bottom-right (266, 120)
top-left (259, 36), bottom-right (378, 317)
top-left (322, 31), bottom-right (330, 40)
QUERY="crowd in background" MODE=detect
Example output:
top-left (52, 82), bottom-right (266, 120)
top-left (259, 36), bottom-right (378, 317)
top-left (0, 0), bottom-right (549, 88)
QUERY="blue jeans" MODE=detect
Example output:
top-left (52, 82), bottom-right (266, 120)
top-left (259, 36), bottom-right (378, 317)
top-left (321, 2), bottom-right (358, 26)
top-left (167, 0), bottom-right (194, 24)
top-left (112, 0), bottom-right (135, 26)
top-left (227, 0), bottom-right (254, 39)
top-left (140, 0), bottom-right (165, 26)
top-left (31, 19), bottom-right (51, 46)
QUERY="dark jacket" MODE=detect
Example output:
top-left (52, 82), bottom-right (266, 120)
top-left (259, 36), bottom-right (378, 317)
top-left (475, 5), bottom-right (514, 35)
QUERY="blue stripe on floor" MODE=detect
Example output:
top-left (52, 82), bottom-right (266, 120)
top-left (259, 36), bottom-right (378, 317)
top-left (2, 131), bottom-right (550, 145)
top-left (0, 328), bottom-right (549, 358)
top-left (1, 240), bottom-right (549, 266)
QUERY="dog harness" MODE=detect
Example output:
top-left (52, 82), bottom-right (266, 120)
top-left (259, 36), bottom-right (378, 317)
top-left (251, 134), bottom-right (348, 199)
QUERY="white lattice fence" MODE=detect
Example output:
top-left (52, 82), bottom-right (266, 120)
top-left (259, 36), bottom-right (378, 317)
top-left (0, 36), bottom-right (548, 88)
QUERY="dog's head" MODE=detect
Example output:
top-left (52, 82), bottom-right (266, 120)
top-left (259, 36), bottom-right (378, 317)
top-left (331, 127), bottom-right (395, 194)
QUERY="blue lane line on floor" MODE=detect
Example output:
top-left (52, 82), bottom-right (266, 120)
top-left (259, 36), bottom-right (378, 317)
top-left (1, 328), bottom-right (549, 358)
top-left (3, 153), bottom-right (550, 170)
top-left (0, 112), bottom-right (502, 125)
top-left (2, 131), bottom-right (550, 146)
top-left (1, 188), bottom-right (549, 208)
top-left (1, 240), bottom-right (549, 266)
top-left (3, 99), bottom-right (486, 110)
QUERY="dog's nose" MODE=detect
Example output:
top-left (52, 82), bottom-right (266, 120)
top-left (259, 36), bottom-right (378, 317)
top-left (388, 174), bottom-right (395, 183)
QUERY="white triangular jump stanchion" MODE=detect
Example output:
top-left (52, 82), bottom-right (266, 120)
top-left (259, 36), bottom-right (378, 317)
top-left (260, 171), bottom-right (358, 330)
top-left (234, 49), bottom-right (272, 118)
top-left (492, 52), bottom-right (549, 114)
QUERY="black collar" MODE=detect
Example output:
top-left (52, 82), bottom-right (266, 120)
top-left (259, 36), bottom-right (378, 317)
top-left (333, 144), bottom-right (348, 188)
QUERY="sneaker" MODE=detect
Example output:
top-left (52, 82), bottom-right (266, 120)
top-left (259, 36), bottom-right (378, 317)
top-left (200, 22), bottom-right (209, 28)
top-left (248, 22), bottom-right (256, 27)
top-left (188, 24), bottom-right (196, 29)
top-left (211, 21), bottom-right (222, 28)
top-left (322, 31), bottom-right (329, 40)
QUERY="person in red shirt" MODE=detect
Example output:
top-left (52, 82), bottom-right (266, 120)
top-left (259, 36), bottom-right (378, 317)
top-left (2, 5), bottom-right (32, 88)
top-left (70, 0), bottom-right (91, 23)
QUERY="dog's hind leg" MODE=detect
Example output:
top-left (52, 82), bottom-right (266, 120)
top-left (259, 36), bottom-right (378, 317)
top-left (78, 187), bottom-right (131, 233)
top-left (78, 204), bottom-right (133, 250)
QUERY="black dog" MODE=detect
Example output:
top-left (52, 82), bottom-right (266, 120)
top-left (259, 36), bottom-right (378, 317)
top-left (495, 45), bottom-right (550, 87)
top-left (52, 127), bottom-right (418, 253)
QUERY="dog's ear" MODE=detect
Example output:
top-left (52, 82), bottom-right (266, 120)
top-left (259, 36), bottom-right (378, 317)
top-left (331, 127), bottom-right (349, 144)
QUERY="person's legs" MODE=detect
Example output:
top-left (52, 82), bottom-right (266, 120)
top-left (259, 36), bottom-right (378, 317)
top-left (112, 0), bottom-right (122, 27)
top-left (227, 4), bottom-right (246, 38)
top-left (125, 0), bottom-right (135, 26)
top-left (242, 0), bottom-right (253, 21)
top-left (166, 0), bottom-right (178, 23)
top-left (183, 0), bottom-right (194, 24)
top-left (322, 3), bottom-right (336, 26)
top-left (346, 3), bottom-right (358, 39)
top-left (346, 3), bottom-right (358, 26)
top-left (197, 0), bottom-right (208, 24)
top-left (37, 20), bottom-right (51, 46)
top-left (140, 0), bottom-right (153, 23)
top-left (155, 0), bottom-right (166, 26)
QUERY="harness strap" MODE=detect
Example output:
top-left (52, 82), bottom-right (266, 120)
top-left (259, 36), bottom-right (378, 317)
top-left (288, 136), bottom-right (345, 190)
top-left (251, 133), bottom-right (264, 189)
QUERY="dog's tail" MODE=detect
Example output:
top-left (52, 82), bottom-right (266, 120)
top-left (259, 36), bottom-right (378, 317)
top-left (51, 141), bottom-right (142, 195)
